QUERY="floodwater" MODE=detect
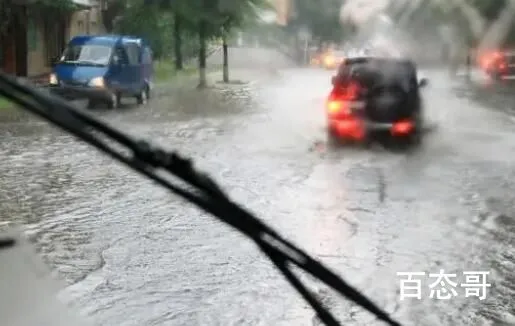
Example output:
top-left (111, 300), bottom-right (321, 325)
top-left (1, 49), bottom-right (514, 325)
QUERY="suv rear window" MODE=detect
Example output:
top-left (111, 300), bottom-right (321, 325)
top-left (336, 58), bottom-right (417, 90)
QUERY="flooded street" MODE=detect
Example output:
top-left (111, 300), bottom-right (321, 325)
top-left (1, 51), bottom-right (515, 325)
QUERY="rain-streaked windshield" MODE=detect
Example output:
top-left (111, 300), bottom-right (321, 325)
top-left (4, 0), bottom-right (515, 324)
top-left (60, 44), bottom-right (112, 65)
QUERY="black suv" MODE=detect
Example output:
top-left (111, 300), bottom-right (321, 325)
top-left (326, 56), bottom-right (428, 145)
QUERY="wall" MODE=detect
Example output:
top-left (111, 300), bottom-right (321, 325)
top-left (68, 7), bottom-right (105, 41)
top-left (0, 21), bottom-right (18, 75)
top-left (26, 15), bottom-right (48, 76)
top-left (1, 4), bottom-right (105, 77)
top-left (1, 5), bottom-right (28, 76)
top-left (25, 6), bottom-right (106, 77)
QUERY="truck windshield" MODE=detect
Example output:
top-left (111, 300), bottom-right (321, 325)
top-left (60, 44), bottom-right (112, 66)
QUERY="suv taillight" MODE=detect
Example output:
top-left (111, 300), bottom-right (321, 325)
top-left (327, 98), bottom-right (345, 114)
top-left (338, 81), bottom-right (360, 100)
top-left (326, 82), bottom-right (361, 115)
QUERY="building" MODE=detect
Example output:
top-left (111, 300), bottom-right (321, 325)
top-left (0, 0), bottom-right (105, 81)
top-left (273, 0), bottom-right (292, 26)
top-left (67, 4), bottom-right (105, 41)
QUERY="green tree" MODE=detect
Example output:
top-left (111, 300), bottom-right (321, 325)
top-left (144, 0), bottom-right (215, 87)
top-left (115, 0), bottom-right (198, 70)
top-left (293, 0), bottom-right (344, 42)
top-left (155, 0), bottom-right (198, 70)
top-left (442, 0), bottom-right (512, 47)
top-left (283, 0), bottom-right (346, 62)
top-left (468, 0), bottom-right (507, 22)
top-left (114, 0), bottom-right (172, 59)
top-left (468, 0), bottom-right (515, 47)
top-left (101, 0), bottom-right (127, 32)
top-left (214, 0), bottom-right (270, 82)
top-left (139, 0), bottom-right (270, 86)
top-left (146, 0), bottom-right (269, 87)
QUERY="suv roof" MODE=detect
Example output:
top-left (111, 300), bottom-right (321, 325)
top-left (336, 56), bottom-right (418, 89)
top-left (342, 56), bottom-right (415, 65)
top-left (338, 56), bottom-right (417, 75)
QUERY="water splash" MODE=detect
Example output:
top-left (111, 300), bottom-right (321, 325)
top-left (340, 0), bottom-right (390, 26)
top-left (478, 1), bottom-right (515, 50)
top-left (338, 0), bottom-right (515, 65)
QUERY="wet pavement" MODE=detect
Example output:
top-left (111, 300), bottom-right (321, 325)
top-left (1, 55), bottom-right (515, 326)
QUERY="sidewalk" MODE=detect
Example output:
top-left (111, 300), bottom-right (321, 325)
top-left (154, 67), bottom-right (278, 93)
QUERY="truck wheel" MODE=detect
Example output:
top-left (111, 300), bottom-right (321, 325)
top-left (136, 85), bottom-right (149, 105)
top-left (87, 100), bottom-right (100, 109)
top-left (107, 92), bottom-right (120, 109)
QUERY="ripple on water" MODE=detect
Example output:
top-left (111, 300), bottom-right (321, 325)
top-left (2, 69), bottom-right (515, 326)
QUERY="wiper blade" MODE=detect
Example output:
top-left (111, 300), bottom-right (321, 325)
top-left (60, 60), bottom-right (105, 66)
top-left (77, 61), bottom-right (105, 67)
top-left (0, 70), bottom-right (401, 326)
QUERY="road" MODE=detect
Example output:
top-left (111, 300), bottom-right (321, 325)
top-left (1, 49), bottom-right (515, 326)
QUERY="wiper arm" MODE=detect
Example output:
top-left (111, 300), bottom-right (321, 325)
top-left (0, 70), bottom-right (401, 326)
top-left (77, 61), bottom-right (105, 67)
top-left (60, 60), bottom-right (104, 66)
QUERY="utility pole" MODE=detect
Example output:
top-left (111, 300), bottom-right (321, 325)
top-left (465, 36), bottom-right (473, 82)
top-left (298, 26), bottom-right (310, 66)
top-left (197, 0), bottom-right (210, 88)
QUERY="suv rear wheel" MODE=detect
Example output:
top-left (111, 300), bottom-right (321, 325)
top-left (326, 128), bottom-right (344, 147)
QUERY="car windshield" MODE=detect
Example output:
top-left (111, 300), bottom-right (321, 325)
top-left (60, 44), bottom-right (112, 66)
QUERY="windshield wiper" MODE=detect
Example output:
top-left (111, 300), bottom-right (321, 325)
top-left (0, 70), bottom-right (401, 326)
top-left (60, 60), bottom-right (105, 67)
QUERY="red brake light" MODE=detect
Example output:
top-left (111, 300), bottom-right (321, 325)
top-left (391, 120), bottom-right (414, 135)
top-left (327, 99), bottom-right (345, 114)
top-left (339, 81), bottom-right (360, 100)
top-left (326, 99), bottom-right (351, 116)
top-left (481, 51), bottom-right (504, 69)
top-left (326, 81), bottom-right (362, 116)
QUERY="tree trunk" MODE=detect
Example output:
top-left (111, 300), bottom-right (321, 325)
top-left (198, 19), bottom-right (207, 88)
top-left (173, 13), bottom-right (183, 70)
top-left (293, 34), bottom-right (302, 65)
top-left (317, 39), bottom-right (323, 52)
top-left (222, 26), bottom-right (229, 83)
top-left (101, 0), bottom-right (126, 33)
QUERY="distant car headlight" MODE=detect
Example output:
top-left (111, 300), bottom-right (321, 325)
top-left (49, 73), bottom-right (58, 85)
top-left (88, 77), bottom-right (105, 88)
